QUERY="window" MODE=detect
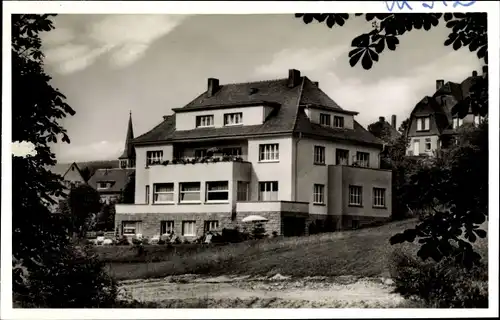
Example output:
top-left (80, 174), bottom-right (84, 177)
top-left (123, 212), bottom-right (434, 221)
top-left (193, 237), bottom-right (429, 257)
top-left (222, 147), bottom-right (242, 156)
top-left (351, 220), bottom-right (359, 229)
top-left (237, 181), bottom-right (249, 201)
top-left (100, 195), bottom-right (109, 204)
top-left (195, 149), bottom-right (207, 158)
top-left (336, 149), bottom-right (349, 165)
top-left (416, 117), bottom-right (430, 131)
top-left (122, 221), bottom-right (142, 235)
top-left (196, 115), bottom-right (214, 128)
top-left (97, 182), bottom-right (110, 190)
top-left (182, 221), bottom-right (196, 236)
top-left (259, 144), bottom-right (279, 161)
top-left (206, 181), bottom-right (229, 202)
top-left (356, 152), bottom-right (370, 168)
top-left (160, 221), bottom-right (174, 235)
top-left (413, 139), bottom-right (420, 155)
top-left (146, 150), bottom-right (163, 165)
top-left (349, 186), bottom-right (362, 206)
top-left (154, 183), bottom-right (174, 203)
top-left (425, 138), bottom-right (432, 151)
top-left (313, 184), bottom-right (325, 205)
top-left (452, 117), bottom-right (464, 129)
top-left (333, 116), bottom-right (344, 128)
top-left (259, 181), bottom-right (278, 201)
top-left (224, 113), bottom-right (243, 126)
top-left (319, 113), bottom-right (331, 126)
top-left (373, 188), bottom-right (386, 208)
top-left (314, 146), bottom-right (326, 165)
top-left (179, 182), bottom-right (201, 202)
top-left (145, 185), bottom-right (150, 204)
top-left (120, 160), bottom-right (127, 169)
top-left (204, 220), bottom-right (219, 232)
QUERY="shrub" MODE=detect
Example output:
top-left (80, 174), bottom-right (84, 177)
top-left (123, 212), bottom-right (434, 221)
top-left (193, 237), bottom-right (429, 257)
top-left (131, 237), bottom-right (142, 245)
top-left (251, 222), bottom-right (267, 239)
top-left (389, 250), bottom-right (488, 308)
top-left (116, 235), bottom-right (130, 246)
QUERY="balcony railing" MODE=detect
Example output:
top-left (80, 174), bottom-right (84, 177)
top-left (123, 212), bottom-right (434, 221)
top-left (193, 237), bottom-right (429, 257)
top-left (147, 154), bottom-right (244, 168)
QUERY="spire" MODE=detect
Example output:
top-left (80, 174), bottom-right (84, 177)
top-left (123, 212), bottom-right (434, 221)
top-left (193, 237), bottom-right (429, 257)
top-left (118, 112), bottom-right (136, 164)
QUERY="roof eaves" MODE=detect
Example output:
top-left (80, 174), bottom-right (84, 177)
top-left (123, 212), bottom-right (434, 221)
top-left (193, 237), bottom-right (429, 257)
top-left (302, 104), bottom-right (359, 116)
top-left (172, 101), bottom-right (281, 113)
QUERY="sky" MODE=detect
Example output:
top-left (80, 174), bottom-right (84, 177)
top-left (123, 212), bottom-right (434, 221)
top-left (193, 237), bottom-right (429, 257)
top-left (40, 14), bottom-right (482, 163)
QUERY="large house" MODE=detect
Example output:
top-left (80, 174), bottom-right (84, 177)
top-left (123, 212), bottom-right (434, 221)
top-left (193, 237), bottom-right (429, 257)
top-left (115, 69), bottom-right (392, 239)
top-left (406, 67), bottom-right (487, 156)
top-left (88, 112), bottom-right (136, 204)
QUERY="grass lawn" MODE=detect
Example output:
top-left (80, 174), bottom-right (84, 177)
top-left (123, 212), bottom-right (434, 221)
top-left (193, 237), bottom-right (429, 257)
top-left (103, 218), bottom-right (488, 281)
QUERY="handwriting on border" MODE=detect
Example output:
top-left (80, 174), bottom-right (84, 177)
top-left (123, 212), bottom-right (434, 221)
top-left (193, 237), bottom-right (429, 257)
top-left (385, 1), bottom-right (476, 12)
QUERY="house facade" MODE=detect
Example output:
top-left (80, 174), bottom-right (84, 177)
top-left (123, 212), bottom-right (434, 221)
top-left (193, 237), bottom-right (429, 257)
top-left (406, 68), bottom-right (487, 157)
top-left (115, 69), bottom-right (392, 239)
top-left (88, 112), bottom-right (136, 204)
top-left (47, 162), bottom-right (86, 212)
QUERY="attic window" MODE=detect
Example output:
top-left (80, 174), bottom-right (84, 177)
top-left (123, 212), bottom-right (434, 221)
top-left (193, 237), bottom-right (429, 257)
top-left (97, 182), bottom-right (111, 190)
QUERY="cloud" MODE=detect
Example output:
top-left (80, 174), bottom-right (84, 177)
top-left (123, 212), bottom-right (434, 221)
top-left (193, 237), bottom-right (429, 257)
top-left (42, 14), bottom-right (190, 74)
top-left (253, 46), bottom-right (348, 78)
top-left (58, 140), bottom-right (124, 162)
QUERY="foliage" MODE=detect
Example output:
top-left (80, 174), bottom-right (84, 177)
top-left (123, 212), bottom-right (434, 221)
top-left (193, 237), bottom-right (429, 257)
top-left (389, 250), bottom-right (488, 308)
top-left (120, 173), bottom-right (135, 204)
top-left (80, 166), bottom-right (92, 182)
top-left (251, 222), bottom-right (267, 239)
top-left (390, 121), bottom-right (488, 267)
top-left (12, 14), bottom-right (118, 307)
top-left (96, 202), bottom-right (116, 231)
top-left (68, 184), bottom-right (102, 238)
top-left (295, 13), bottom-right (488, 117)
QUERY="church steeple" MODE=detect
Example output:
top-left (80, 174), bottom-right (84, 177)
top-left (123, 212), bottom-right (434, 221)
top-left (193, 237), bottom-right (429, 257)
top-left (118, 111), bottom-right (136, 168)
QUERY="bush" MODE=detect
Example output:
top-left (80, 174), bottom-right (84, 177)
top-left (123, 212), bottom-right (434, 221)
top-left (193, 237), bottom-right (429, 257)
top-left (116, 235), bottom-right (130, 246)
top-left (389, 250), bottom-right (488, 308)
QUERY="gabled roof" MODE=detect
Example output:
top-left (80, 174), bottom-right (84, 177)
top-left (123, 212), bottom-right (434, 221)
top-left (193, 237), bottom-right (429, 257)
top-left (87, 168), bottom-right (135, 194)
top-left (47, 162), bottom-right (84, 181)
top-left (134, 75), bottom-right (382, 147)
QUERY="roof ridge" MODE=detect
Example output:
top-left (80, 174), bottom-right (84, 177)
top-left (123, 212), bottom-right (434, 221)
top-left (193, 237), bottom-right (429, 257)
top-left (218, 77), bottom-right (288, 87)
top-left (292, 77), bottom-right (306, 132)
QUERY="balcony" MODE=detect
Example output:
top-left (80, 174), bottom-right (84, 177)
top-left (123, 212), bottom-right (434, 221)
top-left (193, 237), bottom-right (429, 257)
top-left (146, 156), bottom-right (252, 182)
top-left (236, 201), bottom-right (309, 213)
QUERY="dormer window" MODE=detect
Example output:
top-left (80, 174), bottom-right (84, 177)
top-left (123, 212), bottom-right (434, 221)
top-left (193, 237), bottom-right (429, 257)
top-left (319, 113), bottom-right (331, 126)
top-left (333, 116), bottom-right (344, 128)
top-left (196, 115), bottom-right (214, 128)
top-left (452, 117), bottom-right (463, 129)
top-left (97, 181), bottom-right (110, 190)
top-left (224, 112), bottom-right (243, 126)
top-left (416, 116), bottom-right (430, 131)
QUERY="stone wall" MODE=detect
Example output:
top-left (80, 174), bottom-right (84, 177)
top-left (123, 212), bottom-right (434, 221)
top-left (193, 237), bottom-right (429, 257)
top-left (233, 211), bottom-right (281, 236)
top-left (342, 214), bottom-right (391, 230)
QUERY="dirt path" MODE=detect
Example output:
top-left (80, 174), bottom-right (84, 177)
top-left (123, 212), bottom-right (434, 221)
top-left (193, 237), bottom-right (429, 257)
top-left (118, 274), bottom-right (405, 308)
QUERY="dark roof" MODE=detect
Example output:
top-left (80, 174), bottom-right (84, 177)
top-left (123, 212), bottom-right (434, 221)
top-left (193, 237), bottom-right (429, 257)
top-left (87, 168), bottom-right (135, 194)
top-left (119, 112), bottom-right (136, 160)
top-left (409, 73), bottom-right (482, 135)
top-left (134, 76), bottom-right (382, 147)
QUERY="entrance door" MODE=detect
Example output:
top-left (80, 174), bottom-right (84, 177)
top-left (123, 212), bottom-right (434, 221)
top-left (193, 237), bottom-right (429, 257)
top-left (283, 217), bottom-right (306, 237)
top-left (413, 140), bottom-right (420, 156)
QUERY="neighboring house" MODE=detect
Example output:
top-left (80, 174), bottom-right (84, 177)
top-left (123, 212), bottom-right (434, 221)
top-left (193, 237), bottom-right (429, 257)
top-left (367, 115), bottom-right (401, 145)
top-left (115, 69), bottom-right (392, 239)
top-left (406, 68), bottom-right (487, 157)
top-left (88, 112), bottom-right (136, 204)
top-left (47, 162), bottom-right (86, 212)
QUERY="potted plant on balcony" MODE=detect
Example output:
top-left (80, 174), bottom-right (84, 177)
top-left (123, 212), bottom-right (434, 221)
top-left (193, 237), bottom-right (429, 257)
top-left (207, 147), bottom-right (223, 158)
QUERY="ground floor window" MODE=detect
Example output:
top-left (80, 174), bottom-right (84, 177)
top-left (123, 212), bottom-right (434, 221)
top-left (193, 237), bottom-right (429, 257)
top-left (204, 220), bottom-right (219, 232)
top-left (351, 220), bottom-right (359, 229)
top-left (160, 221), bottom-right (175, 235)
top-left (182, 221), bottom-right (196, 236)
top-left (237, 181), bottom-right (249, 201)
top-left (313, 184), bottom-right (325, 204)
top-left (349, 185), bottom-right (363, 206)
top-left (259, 181), bottom-right (278, 201)
top-left (373, 188), bottom-right (386, 208)
top-left (122, 221), bottom-right (142, 235)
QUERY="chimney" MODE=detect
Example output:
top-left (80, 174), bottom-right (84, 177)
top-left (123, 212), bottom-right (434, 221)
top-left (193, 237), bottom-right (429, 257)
top-left (482, 66), bottom-right (488, 75)
top-left (472, 70), bottom-right (478, 77)
top-left (391, 115), bottom-right (397, 128)
top-left (436, 79), bottom-right (444, 91)
top-left (207, 78), bottom-right (220, 97)
top-left (313, 81), bottom-right (319, 87)
top-left (288, 69), bottom-right (301, 88)
top-left (379, 116), bottom-right (385, 123)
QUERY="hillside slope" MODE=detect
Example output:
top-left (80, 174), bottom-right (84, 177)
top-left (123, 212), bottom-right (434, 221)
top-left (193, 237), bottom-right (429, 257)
top-left (106, 219), bottom-right (488, 281)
